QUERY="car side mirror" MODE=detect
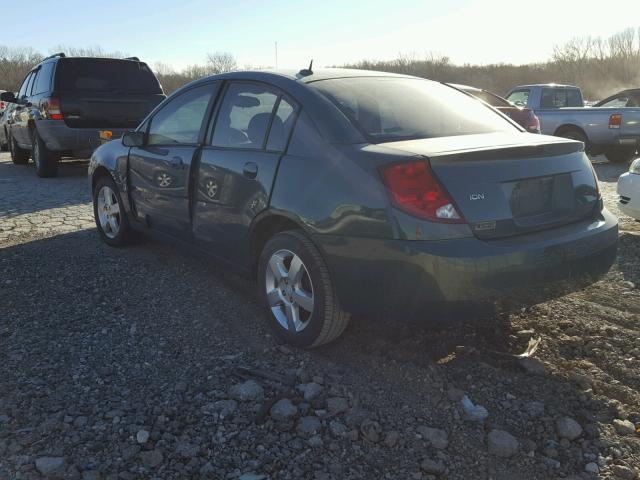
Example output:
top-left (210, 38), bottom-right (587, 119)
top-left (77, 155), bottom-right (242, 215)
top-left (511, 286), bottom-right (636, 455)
top-left (122, 131), bottom-right (145, 147)
top-left (0, 91), bottom-right (16, 103)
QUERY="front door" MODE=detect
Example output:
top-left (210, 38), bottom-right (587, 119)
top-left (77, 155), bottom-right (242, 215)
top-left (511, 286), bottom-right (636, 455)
top-left (193, 82), bottom-right (298, 264)
top-left (128, 82), bottom-right (219, 238)
top-left (11, 71), bottom-right (36, 147)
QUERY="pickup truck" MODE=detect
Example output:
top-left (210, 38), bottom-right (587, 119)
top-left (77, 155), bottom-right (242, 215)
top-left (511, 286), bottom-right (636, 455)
top-left (505, 84), bottom-right (640, 163)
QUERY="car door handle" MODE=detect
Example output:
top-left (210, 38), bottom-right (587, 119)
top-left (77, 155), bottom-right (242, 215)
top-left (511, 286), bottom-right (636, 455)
top-left (243, 162), bottom-right (258, 179)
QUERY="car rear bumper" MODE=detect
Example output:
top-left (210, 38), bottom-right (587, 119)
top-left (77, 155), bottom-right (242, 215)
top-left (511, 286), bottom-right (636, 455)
top-left (315, 209), bottom-right (618, 318)
top-left (615, 136), bottom-right (640, 147)
top-left (37, 120), bottom-right (127, 157)
top-left (617, 172), bottom-right (640, 220)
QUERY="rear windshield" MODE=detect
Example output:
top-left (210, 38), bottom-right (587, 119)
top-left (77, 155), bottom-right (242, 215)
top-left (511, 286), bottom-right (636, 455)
top-left (310, 77), bottom-right (517, 143)
top-left (55, 58), bottom-right (162, 94)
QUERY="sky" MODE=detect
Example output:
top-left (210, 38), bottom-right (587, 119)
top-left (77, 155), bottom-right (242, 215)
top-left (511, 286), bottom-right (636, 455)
top-left (2, 0), bottom-right (640, 71)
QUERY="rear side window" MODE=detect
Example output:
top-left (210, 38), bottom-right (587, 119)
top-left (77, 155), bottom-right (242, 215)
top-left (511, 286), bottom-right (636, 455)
top-left (540, 88), bottom-right (582, 108)
top-left (266, 97), bottom-right (298, 151)
top-left (212, 83), bottom-right (279, 149)
top-left (18, 72), bottom-right (35, 99)
top-left (55, 58), bottom-right (162, 94)
top-left (506, 89), bottom-right (530, 107)
top-left (147, 84), bottom-right (217, 145)
top-left (33, 62), bottom-right (55, 95)
top-left (566, 89), bottom-right (582, 107)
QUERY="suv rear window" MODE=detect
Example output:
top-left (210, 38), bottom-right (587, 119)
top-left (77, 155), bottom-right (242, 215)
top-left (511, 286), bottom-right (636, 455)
top-left (54, 58), bottom-right (162, 94)
top-left (310, 77), bottom-right (515, 143)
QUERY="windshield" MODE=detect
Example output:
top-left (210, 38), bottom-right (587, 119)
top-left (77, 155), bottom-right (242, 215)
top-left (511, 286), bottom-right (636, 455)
top-left (55, 58), bottom-right (163, 94)
top-left (310, 77), bottom-right (517, 143)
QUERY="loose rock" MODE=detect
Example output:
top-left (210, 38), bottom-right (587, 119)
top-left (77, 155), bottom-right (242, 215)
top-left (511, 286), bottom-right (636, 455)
top-left (35, 457), bottom-right (66, 477)
top-left (136, 430), bottom-right (150, 444)
top-left (487, 429), bottom-right (519, 457)
top-left (613, 419), bottom-right (636, 436)
top-left (556, 417), bottom-right (583, 441)
top-left (297, 416), bottom-right (322, 438)
top-left (229, 380), bottom-right (264, 402)
top-left (140, 449), bottom-right (164, 468)
top-left (360, 419), bottom-right (382, 443)
top-left (417, 426), bottom-right (449, 450)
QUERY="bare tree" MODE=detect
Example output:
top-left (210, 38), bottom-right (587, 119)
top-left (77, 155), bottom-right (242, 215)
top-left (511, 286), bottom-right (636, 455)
top-left (205, 52), bottom-right (237, 74)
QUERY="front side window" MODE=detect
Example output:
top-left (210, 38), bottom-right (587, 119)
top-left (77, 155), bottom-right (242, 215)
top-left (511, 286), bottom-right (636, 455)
top-left (147, 83), bottom-right (217, 145)
top-left (311, 77), bottom-right (516, 143)
top-left (212, 83), bottom-right (279, 149)
top-left (506, 89), bottom-right (530, 107)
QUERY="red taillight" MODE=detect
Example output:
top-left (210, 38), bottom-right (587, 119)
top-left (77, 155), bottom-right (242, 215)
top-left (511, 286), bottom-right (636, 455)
top-left (0, 101), bottom-right (5, 110)
top-left (609, 114), bottom-right (622, 129)
top-left (380, 160), bottom-right (464, 223)
top-left (44, 97), bottom-right (63, 120)
top-left (528, 113), bottom-right (541, 133)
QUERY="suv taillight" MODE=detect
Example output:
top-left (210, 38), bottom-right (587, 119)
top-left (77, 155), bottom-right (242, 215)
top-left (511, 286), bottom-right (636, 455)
top-left (380, 160), bottom-right (464, 223)
top-left (43, 97), bottom-right (63, 120)
top-left (0, 101), bottom-right (5, 110)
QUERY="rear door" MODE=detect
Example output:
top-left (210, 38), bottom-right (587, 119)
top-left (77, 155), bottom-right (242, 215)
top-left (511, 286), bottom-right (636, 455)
top-left (54, 58), bottom-right (165, 129)
top-left (128, 82), bottom-right (219, 239)
top-left (193, 82), bottom-right (298, 263)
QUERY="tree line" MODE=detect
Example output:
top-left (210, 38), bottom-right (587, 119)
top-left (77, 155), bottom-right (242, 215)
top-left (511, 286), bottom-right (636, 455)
top-left (1, 27), bottom-right (639, 100)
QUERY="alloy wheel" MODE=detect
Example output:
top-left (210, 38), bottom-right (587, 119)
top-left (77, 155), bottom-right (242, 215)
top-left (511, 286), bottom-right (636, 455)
top-left (97, 185), bottom-right (121, 239)
top-left (265, 249), bottom-right (314, 332)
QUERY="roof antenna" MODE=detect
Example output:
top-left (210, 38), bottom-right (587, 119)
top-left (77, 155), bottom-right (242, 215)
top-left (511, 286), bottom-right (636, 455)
top-left (299, 59), bottom-right (313, 76)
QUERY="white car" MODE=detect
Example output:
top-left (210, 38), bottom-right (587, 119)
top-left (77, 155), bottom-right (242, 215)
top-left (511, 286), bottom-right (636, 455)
top-left (617, 158), bottom-right (640, 220)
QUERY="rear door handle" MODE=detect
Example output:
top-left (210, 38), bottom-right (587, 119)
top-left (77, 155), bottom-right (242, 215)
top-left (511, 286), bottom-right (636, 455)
top-left (169, 156), bottom-right (183, 168)
top-left (243, 162), bottom-right (258, 179)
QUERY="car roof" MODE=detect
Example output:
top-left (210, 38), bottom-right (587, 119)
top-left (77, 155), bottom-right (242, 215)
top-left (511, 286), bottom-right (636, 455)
top-left (512, 83), bottom-right (580, 89)
top-left (193, 68), bottom-right (415, 85)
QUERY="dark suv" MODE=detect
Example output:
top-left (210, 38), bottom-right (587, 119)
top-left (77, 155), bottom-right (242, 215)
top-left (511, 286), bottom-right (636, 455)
top-left (0, 54), bottom-right (165, 177)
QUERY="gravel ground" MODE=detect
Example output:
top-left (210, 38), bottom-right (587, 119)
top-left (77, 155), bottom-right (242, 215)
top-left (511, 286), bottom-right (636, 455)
top-left (0, 152), bottom-right (639, 480)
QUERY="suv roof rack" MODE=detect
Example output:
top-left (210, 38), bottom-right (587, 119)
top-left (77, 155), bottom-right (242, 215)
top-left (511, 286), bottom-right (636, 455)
top-left (42, 52), bottom-right (66, 61)
top-left (124, 56), bottom-right (140, 61)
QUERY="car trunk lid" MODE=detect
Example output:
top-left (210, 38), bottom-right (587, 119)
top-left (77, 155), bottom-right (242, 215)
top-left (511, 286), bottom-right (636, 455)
top-left (379, 133), bottom-right (599, 239)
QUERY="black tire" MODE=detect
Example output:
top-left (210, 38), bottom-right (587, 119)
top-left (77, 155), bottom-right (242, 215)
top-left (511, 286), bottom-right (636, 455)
top-left (557, 128), bottom-right (588, 146)
top-left (604, 147), bottom-right (637, 164)
top-left (32, 129), bottom-right (60, 177)
top-left (93, 175), bottom-right (131, 247)
top-left (9, 134), bottom-right (30, 165)
top-left (257, 230), bottom-right (349, 348)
